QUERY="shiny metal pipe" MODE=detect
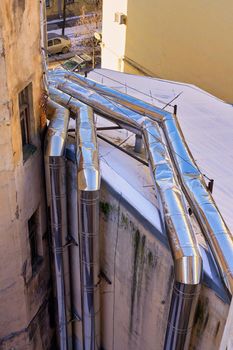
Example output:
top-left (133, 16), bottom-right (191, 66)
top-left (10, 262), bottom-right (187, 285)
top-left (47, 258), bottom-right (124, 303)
top-left (49, 71), bottom-right (142, 135)
top-left (143, 117), bottom-right (201, 349)
top-left (164, 283), bottom-right (200, 350)
top-left (143, 119), bottom-right (202, 285)
top-left (66, 158), bottom-right (83, 349)
top-left (48, 75), bottom-right (203, 349)
top-left (163, 114), bottom-right (233, 294)
top-left (48, 87), bottom-right (101, 349)
top-left (62, 71), bottom-right (165, 122)
top-left (61, 72), bottom-right (233, 295)
top-left (44, 99), bottom-right (70, 350)
top-left (76, 105), bottom-right (101, 350)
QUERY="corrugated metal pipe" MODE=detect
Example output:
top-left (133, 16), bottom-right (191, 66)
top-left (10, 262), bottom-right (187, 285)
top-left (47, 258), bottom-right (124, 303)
top-left (63, 71), bottom-right (233, 296)
top-left (44, 98), bottom-right (70, 350)
top-left (48, 71), bottom-right (203, 349)
top-left (48, 86), bottom-right (101, 350)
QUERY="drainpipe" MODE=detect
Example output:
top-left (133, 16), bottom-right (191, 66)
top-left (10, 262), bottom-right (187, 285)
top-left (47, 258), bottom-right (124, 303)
top-left (48, 75), bottom-right (202, 349)
top-left (63, 72), bottom-right (233, 296)
top-left (48, 86), bottom-right (101, 350)
top-left (44, 99), bottom-right (70, 350)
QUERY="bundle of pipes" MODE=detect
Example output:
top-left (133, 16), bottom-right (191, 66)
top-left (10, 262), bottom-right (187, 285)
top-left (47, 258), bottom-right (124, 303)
top-left (45, 69), bottom-right (233, 350)
top-left (45, 91), bottom-right (100, 350)
top-left (53, 69), bottom-right (233, 296)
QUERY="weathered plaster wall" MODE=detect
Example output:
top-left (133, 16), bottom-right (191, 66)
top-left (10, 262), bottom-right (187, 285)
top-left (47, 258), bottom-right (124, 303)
top-left (0, 1), bottom-right (52, 348)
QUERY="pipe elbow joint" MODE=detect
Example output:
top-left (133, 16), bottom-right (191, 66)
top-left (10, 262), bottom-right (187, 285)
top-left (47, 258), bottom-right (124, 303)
top-left (175, 253), bottom-right (202, 285)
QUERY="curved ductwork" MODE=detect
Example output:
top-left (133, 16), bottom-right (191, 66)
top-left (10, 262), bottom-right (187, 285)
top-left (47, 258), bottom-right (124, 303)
top-left (48, 87), bottom-right (101, 350)
top-left (48, 71), bottom-right (202, 349)
top-left (61, 72), bottom-right (233, 296)
top-left (44, 99), bottom-right (70, 350)
top-left (143, 119), bottom-right (201, 349)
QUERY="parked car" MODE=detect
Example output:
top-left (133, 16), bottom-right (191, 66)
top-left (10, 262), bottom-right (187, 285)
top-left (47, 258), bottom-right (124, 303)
top-left (47, 33), bottom-right (71, 55)
top-left (62, 54), bottom-right (92, 72)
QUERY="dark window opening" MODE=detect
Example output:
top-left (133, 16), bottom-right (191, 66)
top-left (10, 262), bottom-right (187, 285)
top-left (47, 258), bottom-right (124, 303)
top-left (46, 0), bottom-right (51, 7)
top-left (19, 83), bottom-right (36, 162)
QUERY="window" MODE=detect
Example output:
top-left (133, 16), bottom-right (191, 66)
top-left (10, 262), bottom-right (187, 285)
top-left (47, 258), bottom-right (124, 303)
top-left (66, 0), bottom-right (74, 4)
top-left (54, 38), bottom-right (61, 45)
top-left (19, 83), bottom-right (36, 161)
top-left (28, 211), bottom-right (40, 271)
top-left (46, 0), bottom-right (51, 7)
top-left (48, 40), bottom-right (53, 47)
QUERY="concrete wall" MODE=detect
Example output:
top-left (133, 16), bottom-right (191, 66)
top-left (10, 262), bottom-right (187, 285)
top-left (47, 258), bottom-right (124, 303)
top-left (98, 183), bottom-right (229, 350)
top-left (0, 1), bottom-right (53, 348)
top-left (102, 0), bottom-right (233, 102)
top-left (70, 180), bottom-right (228, 349)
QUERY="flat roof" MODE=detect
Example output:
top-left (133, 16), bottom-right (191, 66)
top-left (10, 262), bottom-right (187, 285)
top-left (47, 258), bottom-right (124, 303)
top-left (88, 68), bottom-right (233, 235)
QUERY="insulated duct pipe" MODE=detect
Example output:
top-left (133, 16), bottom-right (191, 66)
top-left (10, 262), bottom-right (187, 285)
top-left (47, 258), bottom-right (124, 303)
top-left (76, 102), bottom-right (101, 350)
top-left (48, 70), bottom-right (142, 134)
top-left (63, 72), bottom-right (233, 296)
top-left (44, 99), bottom-right (70, 350)
top-left (48, 86), bottom-right (101, 350)
top-left (48, 73), bottom-right (202, 349)
top-left (143, 119), bottom-right (201, 349)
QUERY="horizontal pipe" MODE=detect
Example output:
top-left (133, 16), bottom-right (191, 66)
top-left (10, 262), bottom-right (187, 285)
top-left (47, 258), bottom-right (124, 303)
top-left (49, 71), bottom-right (142, 135)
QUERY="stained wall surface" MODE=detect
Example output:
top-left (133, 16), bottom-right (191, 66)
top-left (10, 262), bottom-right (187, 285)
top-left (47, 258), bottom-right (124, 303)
top-left (0, 1), bottom-right (52, 349)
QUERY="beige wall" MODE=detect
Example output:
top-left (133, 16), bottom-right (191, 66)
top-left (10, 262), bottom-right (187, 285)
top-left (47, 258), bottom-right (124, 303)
top-left (0, 1), bottom-right (52, 348)
top-left (102, 0), bottom-right (233, 102)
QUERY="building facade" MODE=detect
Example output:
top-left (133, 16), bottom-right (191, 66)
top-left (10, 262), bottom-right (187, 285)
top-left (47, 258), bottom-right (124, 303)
top-left (101, 0), bottom-right (233, 102)
top-left (0, 1), bottom-right (53, 349)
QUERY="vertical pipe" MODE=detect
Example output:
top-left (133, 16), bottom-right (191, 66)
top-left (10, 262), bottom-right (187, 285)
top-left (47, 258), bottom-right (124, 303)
top-left (76, 105), bottom-right (101, 350)
top-left (48, 86), bottom-right (101, 349)
top-left (66, 156), bottom-right (83, 350)
top-left (49, 156), bottom-right (69, 350)
top-left (164, 283), bottom-right (200, 350)
top-left (78, 190), bottom-right (100, 350)
top-left (44, 99), bottom-right (70, 349)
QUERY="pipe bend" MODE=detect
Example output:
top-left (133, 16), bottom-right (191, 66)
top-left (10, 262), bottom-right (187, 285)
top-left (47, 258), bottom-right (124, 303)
top-left (175, 254), bottom-right (202, 285)
top-left (45, 98), bottom-right (69, 157)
